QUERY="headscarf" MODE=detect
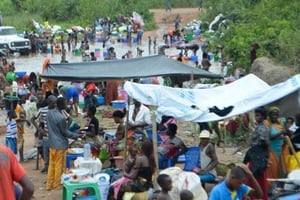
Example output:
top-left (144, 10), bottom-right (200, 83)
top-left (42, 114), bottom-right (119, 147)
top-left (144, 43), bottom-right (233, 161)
top-left (268, 106), bottom-right (280, 114)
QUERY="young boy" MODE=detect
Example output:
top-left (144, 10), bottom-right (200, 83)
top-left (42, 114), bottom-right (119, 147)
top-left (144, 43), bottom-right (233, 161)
top-left (209, 164), bottom-right (263, 200)
top-left (5, 110), bottom-right (18, 155)
top-left (180, 190), bottom-right (194, 200)
top-left (155, 174), bottom-right (173, 200)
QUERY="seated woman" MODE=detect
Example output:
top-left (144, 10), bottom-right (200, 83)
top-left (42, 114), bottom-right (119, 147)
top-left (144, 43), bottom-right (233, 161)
top-left (111, 139), bottom-right (156, 200)
top-left (81, 106), bottom-right (99, 137)
top-left (157, 115), bottom-right (176, 132)
top-left (70, 106), bottom-right (102, 149)
top-left (158, 124), bottom-right (188, 167)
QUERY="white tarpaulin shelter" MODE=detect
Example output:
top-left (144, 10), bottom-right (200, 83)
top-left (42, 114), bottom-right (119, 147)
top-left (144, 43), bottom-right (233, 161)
top-left (124, 74), bottom-right (300, 122)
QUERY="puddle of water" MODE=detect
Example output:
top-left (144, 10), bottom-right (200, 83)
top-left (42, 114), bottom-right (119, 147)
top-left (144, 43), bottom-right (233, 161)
top-left (12, 39), bottom-right (221, 75)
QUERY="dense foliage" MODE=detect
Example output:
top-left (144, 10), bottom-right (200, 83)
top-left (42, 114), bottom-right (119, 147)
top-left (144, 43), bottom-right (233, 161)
top-left (0, 0), bottom-right (299, 69)
top-left (201, 0), bottom-right (300, 71)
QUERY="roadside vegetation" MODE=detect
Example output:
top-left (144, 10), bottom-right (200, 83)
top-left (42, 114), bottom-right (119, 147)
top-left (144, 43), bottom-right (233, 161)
top-left (0, 0), bottom-right (299, 71)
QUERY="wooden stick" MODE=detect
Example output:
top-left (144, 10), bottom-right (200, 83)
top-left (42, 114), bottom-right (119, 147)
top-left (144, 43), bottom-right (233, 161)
top-left (284, 136), bottom-right (300, 168)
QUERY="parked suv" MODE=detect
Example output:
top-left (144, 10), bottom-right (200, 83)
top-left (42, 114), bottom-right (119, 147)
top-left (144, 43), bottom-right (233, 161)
top-left (0, 41), bottom-right (8, 56)
top-left (0, 26), bottom-right (31, 55)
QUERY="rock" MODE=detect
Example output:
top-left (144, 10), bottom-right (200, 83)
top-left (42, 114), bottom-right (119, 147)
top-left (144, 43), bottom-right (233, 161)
top-left (250, 57), bottom-right (293, 85)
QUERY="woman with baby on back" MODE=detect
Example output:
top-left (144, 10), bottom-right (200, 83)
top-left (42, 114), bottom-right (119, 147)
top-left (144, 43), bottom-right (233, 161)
top-left (109, 139), bottom-right (156, 200)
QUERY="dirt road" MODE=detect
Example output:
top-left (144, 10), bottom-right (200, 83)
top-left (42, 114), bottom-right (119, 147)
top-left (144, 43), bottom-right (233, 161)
top-left (145, 8), bottom-right (202, 41)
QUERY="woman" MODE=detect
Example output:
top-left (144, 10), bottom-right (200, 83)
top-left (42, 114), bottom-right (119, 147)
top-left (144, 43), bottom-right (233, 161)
top-left (158, 124), bottom-right (188, 167)
top-left (264, 106), bottom-right (286, 184)
top-left (82, 82), bottom-right (97, 112)
top-left (71, 106), bottom-right (101, 149)
top-left (243, 107), bottom-right (269, 200)
top-left (82, 106), bottom-right (99, 137)
top-left (116, 139), bottom-right (156, 200)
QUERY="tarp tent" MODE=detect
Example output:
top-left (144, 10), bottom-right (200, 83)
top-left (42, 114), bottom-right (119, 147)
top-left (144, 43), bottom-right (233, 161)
top-left (124, 74), bottom-right (300, 122)
top-left (40, 55), bottom-right (222, 81)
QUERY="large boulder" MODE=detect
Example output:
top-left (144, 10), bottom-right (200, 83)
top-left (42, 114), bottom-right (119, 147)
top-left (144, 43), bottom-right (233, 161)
top-left (250, 57), bottom-right (293, 85)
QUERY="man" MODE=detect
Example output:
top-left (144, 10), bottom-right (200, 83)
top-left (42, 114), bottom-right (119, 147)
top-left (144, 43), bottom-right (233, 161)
top-left (192, 130), bottom-right (218, 186)
top-left (209, 164), bottom-right (263, 200)
top-left (0, 145), bottom-right (34, 200)
top-left (31, 91), bottom-right (51, 173)
top-left (46, 96), bottom-right (80, 190)
top-left (59, 85), bottom-right (79, 117)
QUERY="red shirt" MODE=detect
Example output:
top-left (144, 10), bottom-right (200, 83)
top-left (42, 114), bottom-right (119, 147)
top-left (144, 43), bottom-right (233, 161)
top-left (0, 145), bottom-right (26, 200)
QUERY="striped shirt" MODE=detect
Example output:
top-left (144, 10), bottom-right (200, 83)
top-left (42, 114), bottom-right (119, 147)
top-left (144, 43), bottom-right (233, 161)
top-left (6, 118), bottom-right (18, 138)
top-left (35, 106), bottom-right (49, 132)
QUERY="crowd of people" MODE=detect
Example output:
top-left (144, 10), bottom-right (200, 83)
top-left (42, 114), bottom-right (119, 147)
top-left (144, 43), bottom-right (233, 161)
top-left (1, 9), bottom-right (300, 200)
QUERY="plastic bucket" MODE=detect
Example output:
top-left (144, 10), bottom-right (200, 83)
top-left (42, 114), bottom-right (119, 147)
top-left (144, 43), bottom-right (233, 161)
top-left (94, 48), bottom-right (100, 58)
top-left (75, 49), bottom-right (81, 56)
top-left (78, 102), bottom-right (85, 109)
top-left (103, 51), bottom-right (108, 57)
top-left (113, 156), bottom-right (124, 169)
top-left (122, 38), bottom-right (128, 43)
top-left (97, 37), bottom-right (104, 43)
top-left (97, 96), bottom-right (104, 106)
top-left (208, 53), bottom-right (214, 61)
top-left (95, 173), bottom-right (110, 200)
top-left (190, 55), bottom-right (198, 62)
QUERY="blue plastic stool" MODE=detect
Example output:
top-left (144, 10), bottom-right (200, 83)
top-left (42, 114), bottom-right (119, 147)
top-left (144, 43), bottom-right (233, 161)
top-left (66, 153), bottom-right (84, 169)
top-left (62, 181), bottom-right (101, 200)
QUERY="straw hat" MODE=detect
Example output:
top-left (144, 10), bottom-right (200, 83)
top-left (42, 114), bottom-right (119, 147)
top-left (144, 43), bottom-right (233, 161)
top-left (199, 130), bottom-right (210, 139)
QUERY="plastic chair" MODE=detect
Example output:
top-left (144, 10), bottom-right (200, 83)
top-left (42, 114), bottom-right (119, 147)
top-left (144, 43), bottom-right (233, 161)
top-left (183, 147), bottom-right (200, 171)
top-left (147, 130), bottom-right (167, 145)
top-left (62, 181), bottom-right (101, 200)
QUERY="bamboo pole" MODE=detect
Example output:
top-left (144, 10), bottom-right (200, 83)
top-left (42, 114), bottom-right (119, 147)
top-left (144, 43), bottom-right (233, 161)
top-left (152, 110), bottom-right (159, 189)
top-left (124, 97), bottom-right (131, 161)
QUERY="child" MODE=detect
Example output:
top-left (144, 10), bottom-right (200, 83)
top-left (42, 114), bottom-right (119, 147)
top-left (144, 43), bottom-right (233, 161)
top-left (124, 145), bottom-right (138, 173)
top-left (180, 190), bottom-right (194, 200)
top-left (109, 146), bottom-right (138, 200)
top-left (156, 174), bottom-right (173, 200)
top-left (5, 110), bottom-right (18, 155)
top-left (209, 164), bottom-right (263, 200)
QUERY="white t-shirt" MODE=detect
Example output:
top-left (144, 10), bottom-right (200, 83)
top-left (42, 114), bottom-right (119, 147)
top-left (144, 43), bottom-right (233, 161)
top-left (127, 104), bottom-right (151, 127)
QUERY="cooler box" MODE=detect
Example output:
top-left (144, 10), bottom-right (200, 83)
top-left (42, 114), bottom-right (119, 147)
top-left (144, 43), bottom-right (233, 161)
top-left (111, 100), bottom-right (126, 109)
